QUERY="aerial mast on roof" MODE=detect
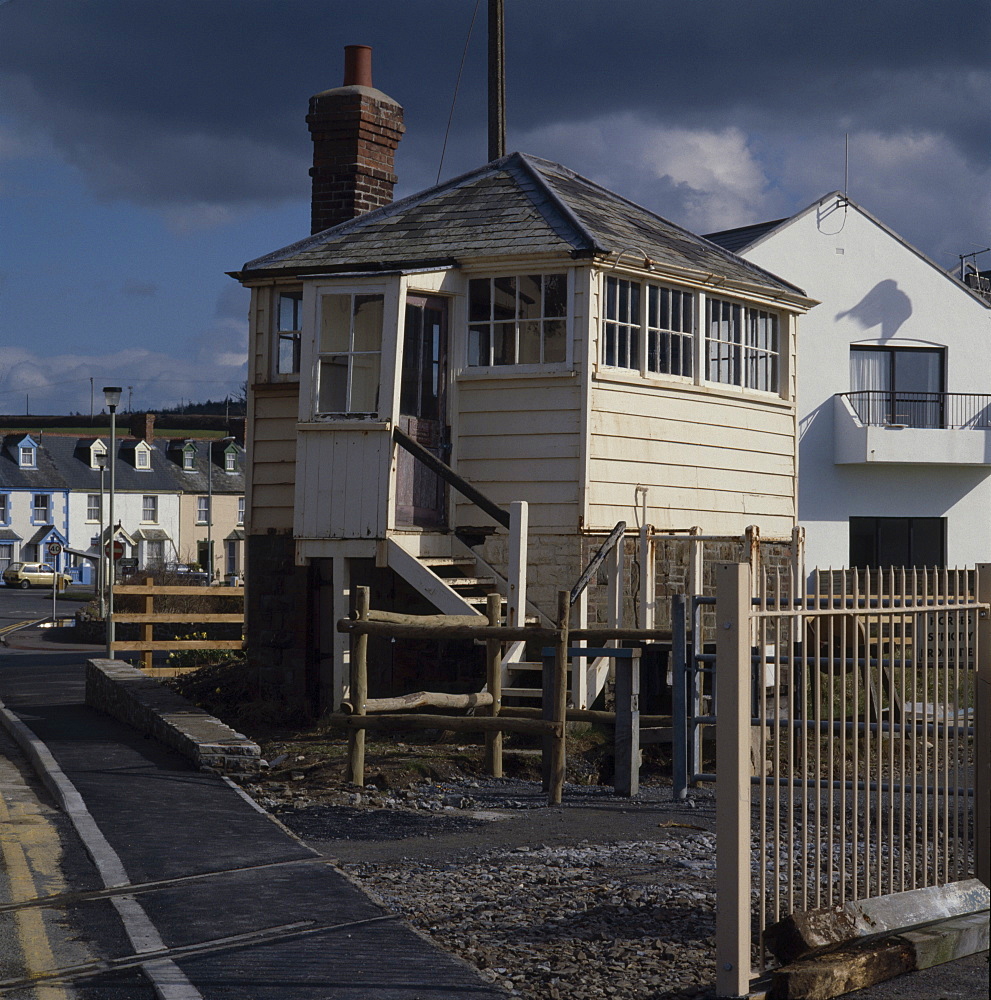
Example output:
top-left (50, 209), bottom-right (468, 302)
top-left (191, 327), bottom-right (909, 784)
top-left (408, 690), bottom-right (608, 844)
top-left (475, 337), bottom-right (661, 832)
top-left (488, 0), bottom-right (506, 161)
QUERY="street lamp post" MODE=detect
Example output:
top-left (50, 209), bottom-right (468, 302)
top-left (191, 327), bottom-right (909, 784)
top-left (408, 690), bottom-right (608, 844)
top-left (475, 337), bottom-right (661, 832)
top-left (96, 453), bottom-right (106, 619)
top-left (103, 386), bottom-right (122, 659)
top-left (207, 441), bottom-right (213, 584)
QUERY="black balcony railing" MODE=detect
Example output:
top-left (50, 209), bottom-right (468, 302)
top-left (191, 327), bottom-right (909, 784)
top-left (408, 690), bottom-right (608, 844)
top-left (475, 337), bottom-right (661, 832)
top-left (842, 391), bottom-right (991, 430)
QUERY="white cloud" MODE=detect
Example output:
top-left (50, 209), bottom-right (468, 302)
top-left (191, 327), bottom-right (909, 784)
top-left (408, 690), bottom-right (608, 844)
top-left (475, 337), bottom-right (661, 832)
top-left (0, 340), bottom-right (246, 417)
top-left (515, 113), bottom-right (774, 233)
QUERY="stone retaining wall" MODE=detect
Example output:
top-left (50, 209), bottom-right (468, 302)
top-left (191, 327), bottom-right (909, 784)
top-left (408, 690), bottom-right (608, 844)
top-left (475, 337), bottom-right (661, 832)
top-left (85, 658), bottom-right (261, 772)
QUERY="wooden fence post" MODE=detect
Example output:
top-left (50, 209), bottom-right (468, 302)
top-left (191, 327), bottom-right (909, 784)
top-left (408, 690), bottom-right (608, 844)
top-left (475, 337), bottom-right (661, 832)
top-left (715, 562), bottom-right (753, 999)
top-left (141, 577), bottom-right (154, 671)
top-left (485, 593), bottom-right (503, 777)
top-left (547, 590), bottom-right (569, 805)
top-left (346, 586), bottom-right (369, 785)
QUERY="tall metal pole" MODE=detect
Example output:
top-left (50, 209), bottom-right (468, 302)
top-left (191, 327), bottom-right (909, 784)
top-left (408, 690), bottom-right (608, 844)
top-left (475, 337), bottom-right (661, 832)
top-left (103, 387), bottom-right (122, 659)
top-left (98, 462), bottom-right (106, 618)
top-left (207, 442), bottom-right (213, 583)
top-left (487, 0), bottom-right (506, 161)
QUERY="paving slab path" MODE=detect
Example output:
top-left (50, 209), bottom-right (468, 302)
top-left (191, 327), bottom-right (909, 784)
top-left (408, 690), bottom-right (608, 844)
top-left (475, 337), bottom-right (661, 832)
top-left (0, 650), bottom-right (507, 999)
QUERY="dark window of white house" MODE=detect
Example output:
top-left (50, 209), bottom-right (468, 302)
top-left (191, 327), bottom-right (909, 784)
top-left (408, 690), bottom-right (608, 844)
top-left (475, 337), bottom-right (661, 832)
top-left (87, 494), bottom-right (100, 521)
top-left (0, 494), bottom-right (9, 524)
top-left (142, 495), bottom-right (158, 522)
top-left (468, 274), bottom-right (567, 366)
top-left (317, 293), bottom-right (384, 414)
top-left (276, 289), bottom-right (303, 375)
top-left (849, 346), bottom-right (944, 428)
top-left (0, 543), bottom-right (12, 574)
top-left (706, 297), bottom-right (779, 391)
top-left (849, 516), bottom-right (946, 568)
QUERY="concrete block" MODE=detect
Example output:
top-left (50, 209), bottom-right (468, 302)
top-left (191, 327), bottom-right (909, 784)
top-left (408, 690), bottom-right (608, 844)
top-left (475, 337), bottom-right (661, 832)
top-left (765, 879), bottom-right (990, 963)
top-left (85, 659), bottom-right (261, 773)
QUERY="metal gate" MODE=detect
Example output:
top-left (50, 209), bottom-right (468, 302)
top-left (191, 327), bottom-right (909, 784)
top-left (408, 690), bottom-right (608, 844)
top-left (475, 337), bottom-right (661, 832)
top-left (706, 562), bottom-right (989, 998)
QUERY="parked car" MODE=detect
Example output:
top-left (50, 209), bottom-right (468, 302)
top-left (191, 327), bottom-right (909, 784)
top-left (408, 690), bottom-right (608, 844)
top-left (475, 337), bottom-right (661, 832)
top-left (168, 565), bottom-right (210, 586)
top-left (3, 562), bottom-right (72, 589)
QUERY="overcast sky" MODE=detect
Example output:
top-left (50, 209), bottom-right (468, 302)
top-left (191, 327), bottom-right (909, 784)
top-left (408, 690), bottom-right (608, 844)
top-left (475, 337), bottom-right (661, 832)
top-left (1, 0), bottom-right (987, 414)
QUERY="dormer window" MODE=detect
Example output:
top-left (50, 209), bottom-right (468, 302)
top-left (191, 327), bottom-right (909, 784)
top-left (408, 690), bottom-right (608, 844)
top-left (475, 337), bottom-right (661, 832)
top-left (17, 436), bottom-right (38, 469)
top-left (134, 442), bottom-right (152, 470)
top-left (224, 446), bottom-right (238, 473)
top-left (182, 443), bottom-right (197, 471)
top-left (90, 441), bottom-right (107, 470)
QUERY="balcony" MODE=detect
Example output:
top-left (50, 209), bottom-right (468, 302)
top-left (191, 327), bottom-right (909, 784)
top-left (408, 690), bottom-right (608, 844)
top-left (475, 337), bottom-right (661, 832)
top-left (834, 392), bottom-right (991, 466)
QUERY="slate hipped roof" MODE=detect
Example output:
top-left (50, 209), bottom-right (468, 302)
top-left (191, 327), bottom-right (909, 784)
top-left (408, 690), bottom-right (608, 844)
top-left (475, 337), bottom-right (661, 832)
top-left (702, 218), bottom-right (789, 255)
top-left (0, 435), bottom-right (244, 493)
top-left (235, 152), bottom-right (803, 296)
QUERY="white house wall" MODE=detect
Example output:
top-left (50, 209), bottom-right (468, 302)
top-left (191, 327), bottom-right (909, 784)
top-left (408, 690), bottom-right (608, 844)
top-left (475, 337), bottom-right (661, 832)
top-left (68, 492), bottom-right (182, 562)
top-left (739, 195), bottom-right (991, 568)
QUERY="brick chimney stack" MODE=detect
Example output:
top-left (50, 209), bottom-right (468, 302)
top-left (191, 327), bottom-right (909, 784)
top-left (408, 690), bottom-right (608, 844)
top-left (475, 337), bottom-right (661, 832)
top-left (306, 45), bottom-right (405, 235)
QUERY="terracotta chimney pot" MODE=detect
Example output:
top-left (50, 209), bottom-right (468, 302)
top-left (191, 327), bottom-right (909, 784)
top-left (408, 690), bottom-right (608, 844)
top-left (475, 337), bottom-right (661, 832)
top-left (343, 45), bottom-right (373, 88)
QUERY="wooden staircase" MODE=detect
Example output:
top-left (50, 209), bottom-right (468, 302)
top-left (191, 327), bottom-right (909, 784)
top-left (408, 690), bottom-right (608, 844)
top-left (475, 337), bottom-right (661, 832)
top-left (383, 532), bottom-right (549, 703)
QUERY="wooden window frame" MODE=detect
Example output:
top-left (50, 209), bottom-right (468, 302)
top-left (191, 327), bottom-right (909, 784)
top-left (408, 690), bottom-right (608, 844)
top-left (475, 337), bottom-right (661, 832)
top-left (466, 272), bottom-right (571, 370)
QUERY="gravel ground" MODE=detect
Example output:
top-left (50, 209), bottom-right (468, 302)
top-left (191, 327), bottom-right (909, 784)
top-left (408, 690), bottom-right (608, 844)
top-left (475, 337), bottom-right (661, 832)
top-left (244, 775), bottom-right (989, 1000)
top-left (264, 777), bottom-right (723, 1000)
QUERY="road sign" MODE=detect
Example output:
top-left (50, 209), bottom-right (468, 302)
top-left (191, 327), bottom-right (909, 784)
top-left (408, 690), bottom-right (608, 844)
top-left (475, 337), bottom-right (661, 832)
top-left (47, 542), bottom-right (63, 556)
top-left (105, 540), bottom-right (125, 561)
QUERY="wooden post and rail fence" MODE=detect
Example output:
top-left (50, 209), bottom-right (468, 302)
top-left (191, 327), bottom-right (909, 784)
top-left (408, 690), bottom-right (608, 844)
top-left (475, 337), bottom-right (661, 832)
top-left (332, 585), bottom-right (672, 805)
top-left (111, 577), bottom-right (244, 675)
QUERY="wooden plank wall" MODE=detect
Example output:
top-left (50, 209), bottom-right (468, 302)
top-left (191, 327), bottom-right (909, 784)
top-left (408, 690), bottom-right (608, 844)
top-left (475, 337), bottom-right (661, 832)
top-left (454, 377), bottom-right (582, 533)
top-left (588, 381), bottom-right (797, 535)
top-left (249, 386), bottom-right (300, 532)
top-left (295, 427), bottom-right (389, 539)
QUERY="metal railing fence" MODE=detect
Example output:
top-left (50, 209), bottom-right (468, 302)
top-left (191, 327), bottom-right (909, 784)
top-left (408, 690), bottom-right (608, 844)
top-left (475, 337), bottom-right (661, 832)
top-left (712, 563), bottom-right (989, 999)
top-left (842, 390), bottom-right (991, 429)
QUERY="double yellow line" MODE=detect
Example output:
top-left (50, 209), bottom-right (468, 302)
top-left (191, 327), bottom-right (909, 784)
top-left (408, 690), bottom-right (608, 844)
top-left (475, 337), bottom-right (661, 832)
top-left (0, 779), bottom-right (71, 998)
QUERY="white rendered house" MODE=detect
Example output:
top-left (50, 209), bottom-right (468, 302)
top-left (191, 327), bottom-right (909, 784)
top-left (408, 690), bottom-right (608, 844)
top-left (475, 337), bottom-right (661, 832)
top-left (707, 193), bottom-right (991, 571)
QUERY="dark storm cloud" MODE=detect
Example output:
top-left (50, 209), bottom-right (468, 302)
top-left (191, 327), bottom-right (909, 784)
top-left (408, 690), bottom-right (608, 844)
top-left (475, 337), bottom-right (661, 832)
top-left (0, 0), bottom-right (986, 255)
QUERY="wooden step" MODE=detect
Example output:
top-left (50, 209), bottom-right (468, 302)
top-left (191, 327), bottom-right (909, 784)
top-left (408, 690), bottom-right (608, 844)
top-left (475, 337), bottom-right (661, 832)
top-left (505, 660), bottom-right (543, 672)
top-left (501, 687), bottom-right (545, 699)
top-left (420, 556), bottom-right (476, 568)
top-left (461, 594), bottom-right (506, 607)
top-left (444, 577), bottom-right (496, 589)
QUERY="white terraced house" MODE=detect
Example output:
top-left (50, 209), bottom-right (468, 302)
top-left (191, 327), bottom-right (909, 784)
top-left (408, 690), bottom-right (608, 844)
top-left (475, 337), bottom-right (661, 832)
top-left (232, 47), bottom-right (814, 711)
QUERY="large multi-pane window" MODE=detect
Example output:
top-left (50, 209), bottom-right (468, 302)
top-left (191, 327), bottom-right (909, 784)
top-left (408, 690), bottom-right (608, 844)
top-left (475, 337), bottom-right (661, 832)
top-left (142, 495), bottom-right (158, 523)
top-left (317, 293), bottom-right (384, 414)
top-left (602, 277), bottom-right (695, 377)
top-left (0, 543), bottom-right (12, 574)
top-left (275, 289), bottom-right (303, 376)
top-left (87, 494), bottom-right (100, 521)
top-left (647, 284), bottom-right (693, 377)
top-left (197, 496), bottom-right (210, 523)
top-left (602, 277), bottom-right (641, 370)
top-left (468, 274), bottom-right (567, 366)
top-left (706, 297), bottom-right (779, 392)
